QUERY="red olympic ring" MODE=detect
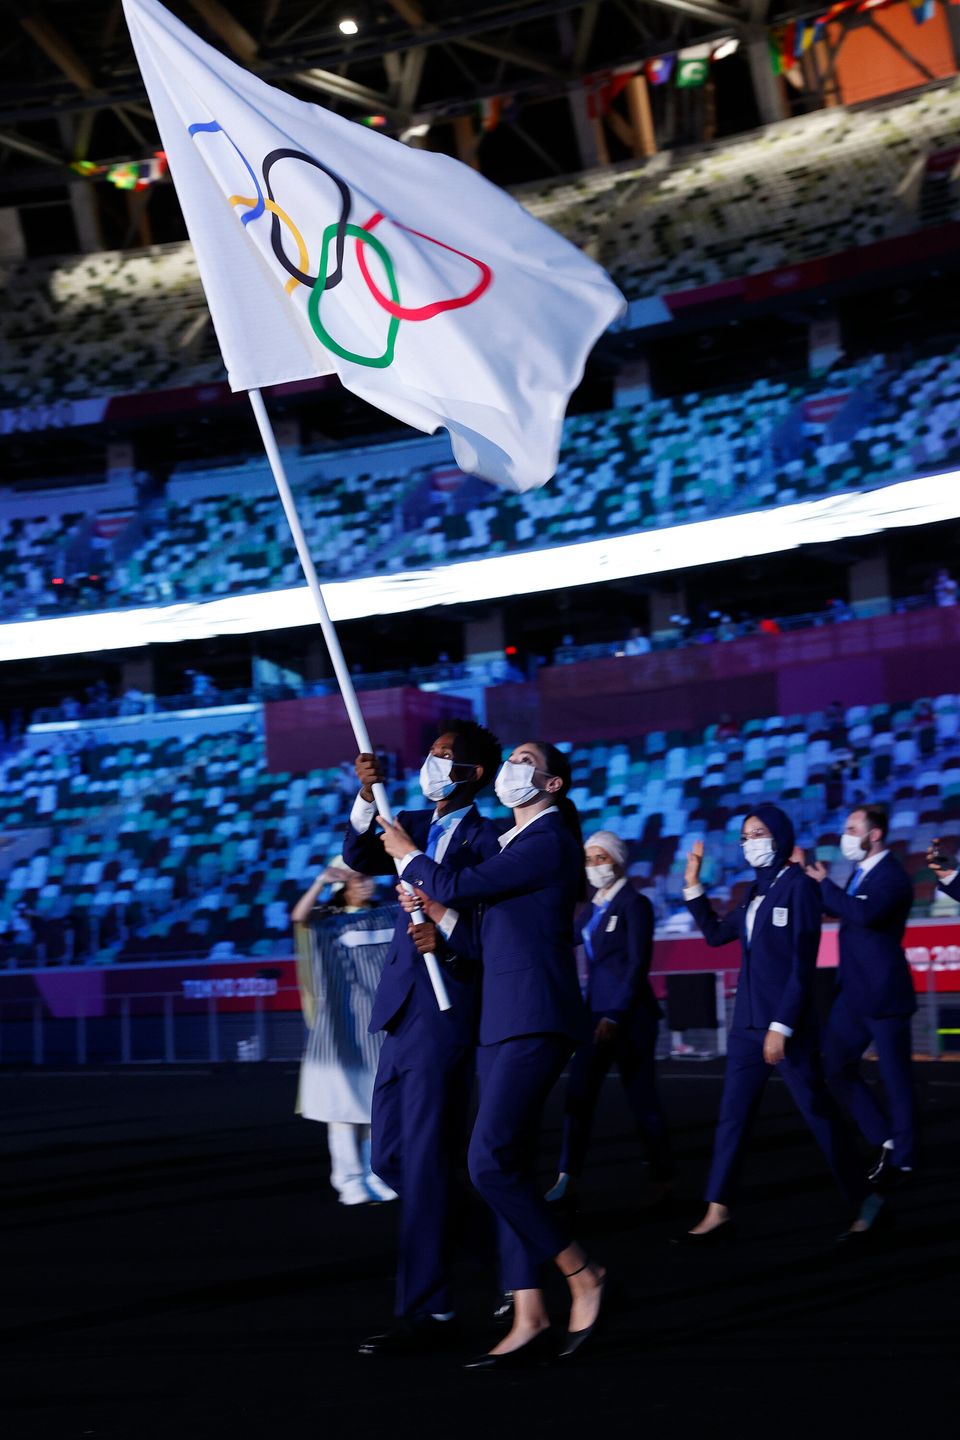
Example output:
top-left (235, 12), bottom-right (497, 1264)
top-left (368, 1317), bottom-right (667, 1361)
top-left (355, 211), bottom-right (493, 322)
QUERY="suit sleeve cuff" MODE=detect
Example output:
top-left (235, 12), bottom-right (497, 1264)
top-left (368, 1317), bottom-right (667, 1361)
top-left (397, 849), bottom-right (423, 877)
top-left (941, 870), bottom-right (959, 888)
top-left (349, 793), bottom-right (377, 834)
top-left (436, 908), bottom-right (459, 940)
top-left (769, 1021), bottom-right (793, 1037)
top-left (683, 883), bottom-right (705, 901)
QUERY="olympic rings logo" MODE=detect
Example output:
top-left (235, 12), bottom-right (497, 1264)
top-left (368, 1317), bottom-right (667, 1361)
top-left (188, 121), bottom-right (494, 369)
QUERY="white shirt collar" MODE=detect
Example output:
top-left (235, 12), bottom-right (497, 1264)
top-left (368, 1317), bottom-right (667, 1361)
top-left (594, 876), bottom-right (627, 906)
top-left (431, 803), bottom-right (472, 828)
top-left (855, 848), bottom-right (888, 878)
top-left (498, 804), bottom-right (557, 850)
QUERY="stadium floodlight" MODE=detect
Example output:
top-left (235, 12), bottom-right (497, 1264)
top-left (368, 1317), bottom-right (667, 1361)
top-left (713, 38), bottom-right (740, 61)
top-left (338, 17), bottom-right (359, 34)
top-left (2, 468), bottom-right (960, 664)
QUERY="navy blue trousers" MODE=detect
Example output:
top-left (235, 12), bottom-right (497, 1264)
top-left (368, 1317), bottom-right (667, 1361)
top-left (822, 994), bottom-right (917, 1169)
top-left (469, 1035), bottom-right (573, 1292)
top-left (370, 1004), bottom-right (473, 1318)
top-left (705, 1026), bottom-right (865, 1208)
top-left (558, 1009), bottom-right (674, 1181)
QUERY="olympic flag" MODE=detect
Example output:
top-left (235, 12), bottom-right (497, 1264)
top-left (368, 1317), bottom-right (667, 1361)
top-left (122, 0), bottom-right (626, 492)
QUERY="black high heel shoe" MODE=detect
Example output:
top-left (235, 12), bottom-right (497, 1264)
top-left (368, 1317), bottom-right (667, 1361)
top-left (835, 1197), bottom-right (896, 1248)
top-left (463, 1329), bottom-right (555, 1371)
top-left (558, 1264), bottom-right (615, 1360)
top-left (669, 1220), bottom-right (737, 1247)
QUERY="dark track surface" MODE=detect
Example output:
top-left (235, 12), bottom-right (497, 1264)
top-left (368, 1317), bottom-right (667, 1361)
top-left (1, 1061), bottom-right (957, 1440)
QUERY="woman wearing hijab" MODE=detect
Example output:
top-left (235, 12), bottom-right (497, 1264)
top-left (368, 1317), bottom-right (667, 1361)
top-left (677, 803), bottom-right (875, 1244)
top-left (381, 741), bottom-right (610, 1367)
top-left (546, 829), bottom-right (674, 1208)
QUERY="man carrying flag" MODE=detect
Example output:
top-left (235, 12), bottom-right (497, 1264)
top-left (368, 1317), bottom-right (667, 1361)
top-left (343, 723), bottom-right (504, 1353)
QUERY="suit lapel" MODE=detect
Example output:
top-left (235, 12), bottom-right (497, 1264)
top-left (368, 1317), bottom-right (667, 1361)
top-left (751, 867), bottom-right (792, 944)
top-left (861, 854), bottom-right (888, 892)
top-left (444, 804), bottom-right (481, 869)
top-left (402, 810), bottom-right (433, 850)
top-left (592, 884), bottom-right (628, 957)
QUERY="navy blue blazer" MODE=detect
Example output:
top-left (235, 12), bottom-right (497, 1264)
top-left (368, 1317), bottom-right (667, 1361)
top-left (939, 871), bottom-right (960, 902)
top-left (820, 852), bottom-right (916, 1018)
top-left (686, 864), bottom-right (822, 1033)
top-left (342, 803), bottom-right (502, 1040)
top-left (575, 883), bottom-right (661, 1022)
top-left (401, 808), bottom-right (587, 1047)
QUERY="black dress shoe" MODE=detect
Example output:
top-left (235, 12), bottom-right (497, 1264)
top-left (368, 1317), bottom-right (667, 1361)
top-left (359, 1315), bottom-right (460, 1356)
top-left (669, 1221), bottom-right (736, 1247)
top-left (867, 1147), bottom-right (894, 1185)
top-left (558, 1274), bottom-right (618, 1360)
top-left (492, 1291), bottom-right (514, 1325)
top-left (871, 1156), bottom-right (911, 1195)
top-left (464, 1329), bottom-right (555, 1371)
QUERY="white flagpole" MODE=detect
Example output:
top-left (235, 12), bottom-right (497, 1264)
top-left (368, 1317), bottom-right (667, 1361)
top-left (247, 388), bottom-right (451, 1012)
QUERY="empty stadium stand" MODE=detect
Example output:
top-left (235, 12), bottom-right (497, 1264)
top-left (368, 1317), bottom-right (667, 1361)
top-left (4, 338), bottom-right (960, 622)
top-left (1, 81), bottom-right (958, 410)
top-left (2, 688), bottom-right (958, 968)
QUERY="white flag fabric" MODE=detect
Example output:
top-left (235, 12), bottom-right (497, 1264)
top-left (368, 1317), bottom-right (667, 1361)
top-left (122, 0), bottom-right (625, 492)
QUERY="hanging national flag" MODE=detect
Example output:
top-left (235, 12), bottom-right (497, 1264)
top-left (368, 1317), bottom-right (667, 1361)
top-left (479, 96), bottom-right (503, 132)
top-left (794, 20), bottom-right (816, 55)
top-left (584, 68), bottom-right (636, 118)
top-left (121, 0), bottom-right (625, 493)
top-left (675, 46), bottom-right (711, 88)
top-left (644, 55), bottom-right (675, 86)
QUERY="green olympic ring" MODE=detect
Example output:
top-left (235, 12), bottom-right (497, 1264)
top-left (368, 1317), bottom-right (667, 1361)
top-left (309, 222), bottom-right (399, 369)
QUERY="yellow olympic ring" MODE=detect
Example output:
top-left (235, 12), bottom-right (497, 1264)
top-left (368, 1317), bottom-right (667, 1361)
top-left (230, 194), bottom-right (309, 295)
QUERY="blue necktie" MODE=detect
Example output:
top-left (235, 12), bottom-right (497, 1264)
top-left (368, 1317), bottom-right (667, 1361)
top-left (582, 904), bottom-right (606, 963)
top-left (426, 819), bottom-right (445, 860)
top-left (847, 866), bottom-right (863, 895)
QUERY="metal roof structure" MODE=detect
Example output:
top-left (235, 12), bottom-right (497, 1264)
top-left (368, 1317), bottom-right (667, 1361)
top-left (1, 0), bottom-right (783, 213)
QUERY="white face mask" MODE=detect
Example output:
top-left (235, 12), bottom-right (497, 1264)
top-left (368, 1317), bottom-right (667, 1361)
top-left (586, 863), bottom-right (616, 890)
top-left (419, 754), bottom-right (457, 803)
top-left (495, 759), bottom-right (541, 809)
top-left (840, 832), bottom-right (868, 863)
top-left (742, 837), bottom-right (775, 869)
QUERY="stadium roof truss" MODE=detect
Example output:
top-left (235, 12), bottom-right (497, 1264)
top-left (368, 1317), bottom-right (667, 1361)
top-left (0, 0), bottom-right (789, 195)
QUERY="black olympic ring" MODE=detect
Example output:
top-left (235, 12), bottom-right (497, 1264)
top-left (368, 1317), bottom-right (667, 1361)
top-left (262, 148), bottom-right (352, 292)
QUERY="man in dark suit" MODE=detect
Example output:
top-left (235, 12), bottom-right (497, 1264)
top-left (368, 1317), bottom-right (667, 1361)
top-left (806, 804), bottom-right (917, 1189)
top-left (342, 720), bottom-right (503, 1355)
top-left (548, 829), bottom-right (673, 1206)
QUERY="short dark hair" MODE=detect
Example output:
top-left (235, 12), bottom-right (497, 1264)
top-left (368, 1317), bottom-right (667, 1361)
top-left (852, 804), bottom-right (889, 840)
top-left (444, 718), bottom-right (502, 793)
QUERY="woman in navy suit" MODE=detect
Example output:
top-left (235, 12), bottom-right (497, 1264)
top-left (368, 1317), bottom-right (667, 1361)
top-left (380, 741), bottom-right (608, 1367)
top-left (547, 829), bottom-right (674, 1207)
top-left (678, 803), bottom-right (873, 1244)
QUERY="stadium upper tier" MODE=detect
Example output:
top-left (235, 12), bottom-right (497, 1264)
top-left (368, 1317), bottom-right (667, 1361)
top-left (1, 81), bottom-right (959, 408)
top-left (2, 340), bottom-right (960, 620)
top-left (1, 689), bottom-right (957, 967)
